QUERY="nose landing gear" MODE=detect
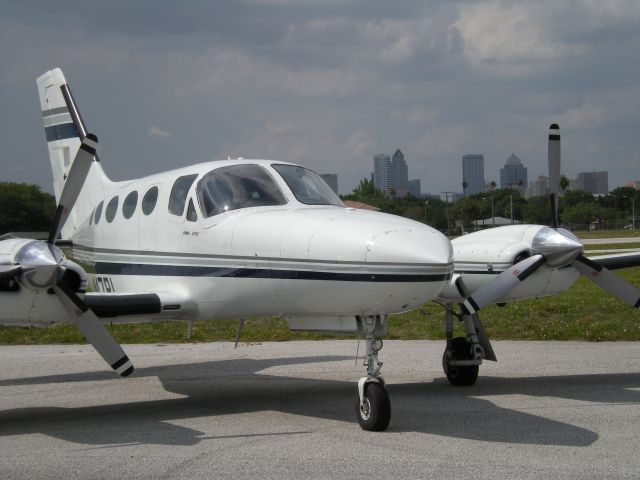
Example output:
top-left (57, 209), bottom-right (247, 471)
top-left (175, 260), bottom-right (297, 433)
top-left (356, 315), bottom-right (391, 431)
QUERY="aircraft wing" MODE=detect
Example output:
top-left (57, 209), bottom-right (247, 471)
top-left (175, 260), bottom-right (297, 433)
top-left (587, 252), bottom-right (640, 271)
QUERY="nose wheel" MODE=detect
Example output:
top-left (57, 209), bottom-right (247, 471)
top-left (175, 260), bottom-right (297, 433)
top-left (356, 379), bottom-right (390, 431)
top-left (356, 316), bottom-right (391, 431)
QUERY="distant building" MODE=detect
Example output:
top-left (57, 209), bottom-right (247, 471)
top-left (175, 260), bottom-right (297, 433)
top-left (525, 175), bottom-right (549, 198)
top-left (408, 179), bottom-right (421, 197)
top-left (373, 154), bottom-right (391, 193)
top-left (626, 180), bottom-right (640, 189)
top-left (462, 154), bottom-right (484, 195)
top-left (390, 149), bottom-right (409, 197)
top-left (575, 171), bottom-right (608, 195)
top-left (499, 153), bottom-right (528, 193)
top-left (319, 174), bottom-right (338, 195)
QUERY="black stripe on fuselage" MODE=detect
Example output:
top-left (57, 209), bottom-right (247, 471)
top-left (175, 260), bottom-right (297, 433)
top-left (95, 262), bottom-right (450, 283)
top-left (45, 122), bottom-right (79, 142)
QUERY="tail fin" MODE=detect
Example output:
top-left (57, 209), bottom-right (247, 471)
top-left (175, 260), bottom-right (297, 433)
top-left (37, 68), bottom-right (111, 239)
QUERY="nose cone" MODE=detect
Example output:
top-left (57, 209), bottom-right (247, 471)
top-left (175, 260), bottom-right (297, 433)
top-left (532, 227), bottom-right (583, 267)
top-left (365, 223), bottom-right (453, 267)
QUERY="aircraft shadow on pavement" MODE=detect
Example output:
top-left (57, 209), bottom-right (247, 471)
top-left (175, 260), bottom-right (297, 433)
top-left (1, 354), bottom-right (638, 447)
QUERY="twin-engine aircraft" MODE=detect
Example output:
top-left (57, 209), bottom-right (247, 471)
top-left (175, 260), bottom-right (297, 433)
top-left (0, 69), bottom-right (638, 431)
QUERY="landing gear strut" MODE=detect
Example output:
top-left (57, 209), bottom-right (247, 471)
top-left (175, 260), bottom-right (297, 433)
top-left (356, 315), bottom-right (391, 431)
top-left (442, 303), bottom-right (495, 387)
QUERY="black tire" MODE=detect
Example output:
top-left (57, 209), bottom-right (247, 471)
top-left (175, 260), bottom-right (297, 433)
top-left (356, 382), bottom-right (391, 431)
top-left (443, 337), bottom-right (479, 387)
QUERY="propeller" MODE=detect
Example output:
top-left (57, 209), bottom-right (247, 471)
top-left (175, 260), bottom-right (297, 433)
top-left (462, 123), bottom-right (639, 314)
top-left (7, 134), bottom-right (134, 376)
top-left (461, 255), bottom-right (546, 315)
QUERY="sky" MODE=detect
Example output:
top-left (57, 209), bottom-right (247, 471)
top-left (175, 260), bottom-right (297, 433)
top-left (1, 0), bottom-right (639, 195)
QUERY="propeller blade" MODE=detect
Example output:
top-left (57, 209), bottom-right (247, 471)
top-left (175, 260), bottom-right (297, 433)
top-left (461, 254), bottom-right (546, 314)
top-left (572, 255), bottom-right (640, 308)
top-left (0, 264), bottom-right (21, 281)
top-left (54, 281), bottom-right (134, 376)
top-left (48, 134), bottom-right (98, 244)
top-left (548, 123), bottom-right (561, 228)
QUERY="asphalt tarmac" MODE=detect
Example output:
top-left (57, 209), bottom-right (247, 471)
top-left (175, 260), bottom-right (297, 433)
top-left (1, 340), bottom-right (639, 479)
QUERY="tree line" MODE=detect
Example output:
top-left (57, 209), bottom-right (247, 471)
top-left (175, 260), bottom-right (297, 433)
top-left (342, 178), bottom-right (639, 232)
top-left (0, 180), bottom-right (637, 235)
top-left (0, 182), bottom-right (55, 234)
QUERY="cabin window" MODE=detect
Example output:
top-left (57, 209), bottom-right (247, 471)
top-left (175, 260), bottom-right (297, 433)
top-left (272, 164), bottom-right (343, 206)
top-left (105, 196), bottom-right (119, 223)
top-left (169, 174), bottom-right (198, 216)
top-left (94, 201), bottom-right (104, 224)
top-left (196, 164), bottom-right (286, 218)
top-left (186, 199), bottom-right (198, 222)
top-left (123, 191), bottom-right (138, 219)
top-left (142, 186), bottom-right (158, 216)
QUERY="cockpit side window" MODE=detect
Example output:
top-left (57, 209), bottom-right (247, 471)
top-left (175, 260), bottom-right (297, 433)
top-left (197, 164), bottom-right (286, 218)
top-left (168, 174), bottom-right (198, 216)
top-left (271, 164), bottom-right (343, 206)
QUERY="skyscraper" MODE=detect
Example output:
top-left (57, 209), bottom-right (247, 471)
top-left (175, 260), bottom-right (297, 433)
top-left (462, 154), bottom-right (484, 195)
top-left (390, 149), bottom-right (409, 196)
top-left (525, 175), bottom-right (549, 198)
top-left (319, 174), bottom-right (338, 195)
top-left (500, 153), bottom-right (528, 192)
top-left (373, 154), bottom-right (391, 193)
top-left (408, 179), bottom-right (421, 197)
top-left (575, 171), bottom-right (608, 195)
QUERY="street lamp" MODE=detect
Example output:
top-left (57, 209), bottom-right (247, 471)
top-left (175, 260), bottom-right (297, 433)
top-left (424, 200), bottom-right (429, 224)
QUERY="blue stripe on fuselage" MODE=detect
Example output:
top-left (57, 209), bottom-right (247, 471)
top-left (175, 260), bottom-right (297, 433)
top-left (96, 262), bottom-right (451, 283)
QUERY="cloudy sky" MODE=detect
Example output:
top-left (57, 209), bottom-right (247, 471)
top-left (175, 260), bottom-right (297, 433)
top-left (1, 1), bottom-right (639, 195)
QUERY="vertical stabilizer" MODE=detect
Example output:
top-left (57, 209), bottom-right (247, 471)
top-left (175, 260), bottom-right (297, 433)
top-left (37, 68), bottom-right (111, 239)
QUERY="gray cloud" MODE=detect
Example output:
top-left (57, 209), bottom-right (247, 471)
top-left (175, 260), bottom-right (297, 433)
top-left (1, 1), bottom-right (639, 195)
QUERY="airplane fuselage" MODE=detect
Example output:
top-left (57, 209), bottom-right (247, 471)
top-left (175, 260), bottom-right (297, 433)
top-left (63, 159), bottom-right (454, 323)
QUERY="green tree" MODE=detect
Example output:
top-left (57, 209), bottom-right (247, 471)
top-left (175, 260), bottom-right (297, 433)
top-left (0, 182), bottom-right (56, 234)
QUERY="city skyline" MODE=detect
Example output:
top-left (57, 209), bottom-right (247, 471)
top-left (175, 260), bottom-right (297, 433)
top-left (1, 3), bottom-right (639, 195)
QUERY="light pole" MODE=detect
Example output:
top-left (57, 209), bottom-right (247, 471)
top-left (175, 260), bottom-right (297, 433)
top-left (424, 200), bottom-right (429, 224)
top-left (510, 193), bottom-right (513, 225)
top-left (633, 197), bottom-right (636, 231)
top-left (441, 192), bottom-right (452, 235)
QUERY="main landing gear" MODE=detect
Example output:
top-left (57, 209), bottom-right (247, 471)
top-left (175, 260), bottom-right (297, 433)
top-left (441, 303), bottom-right (496, 387)
top-left (356, 315), bottom-right (391, 431)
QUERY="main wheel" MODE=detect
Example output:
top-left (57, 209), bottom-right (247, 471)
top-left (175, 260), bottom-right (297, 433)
top-left (443, 336), bottom-right (479, 387)
top-left (356, 381), bottom-right (391, 431)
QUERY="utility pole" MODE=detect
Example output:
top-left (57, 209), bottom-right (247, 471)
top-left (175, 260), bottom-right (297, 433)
top-left (424, 200), bottom-right (429, 224)
top-left (441, 191), bottom-right (452, 235)
top-left (510, 193), bottom-right (513, 225)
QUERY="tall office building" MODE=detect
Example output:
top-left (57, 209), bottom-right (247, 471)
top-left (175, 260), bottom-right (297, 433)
top-left (319, 174), bottom-right (338, 195)
top-left (500, 153), bottom-right (528, 192)
top-left (390, 149), bottom-right (409, 196)
top-left (575, 171), bottom-right (608, 195)
top-left (462, 154), bottom-right (484, 195)
top-left (373, 154), bottom-right (391, 193)
top-left (525, 175), bottom-right (549, 198)
top-left (408, 179), bottom-right (421, 197)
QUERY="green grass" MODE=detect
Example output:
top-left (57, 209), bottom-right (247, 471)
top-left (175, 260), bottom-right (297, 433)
top-left (583, 243), bottom-right (640, 251)
top-left (2, 267), bottom-right (639, 344)
top-left (575, 229), bottom-right (639, 239)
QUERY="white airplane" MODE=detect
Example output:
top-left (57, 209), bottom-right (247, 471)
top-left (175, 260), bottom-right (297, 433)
top-left (0, 69), bottom-right (638, 431)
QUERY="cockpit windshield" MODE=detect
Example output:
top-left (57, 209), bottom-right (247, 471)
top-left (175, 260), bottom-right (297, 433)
top-left (271, 164), bottom-right (343, 206)
top-left (197, 164), bottom-right (286, 218)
